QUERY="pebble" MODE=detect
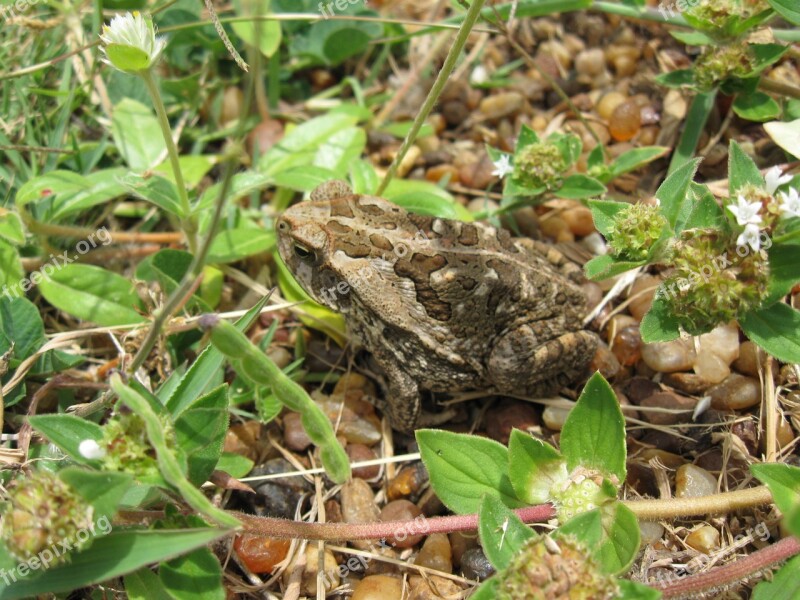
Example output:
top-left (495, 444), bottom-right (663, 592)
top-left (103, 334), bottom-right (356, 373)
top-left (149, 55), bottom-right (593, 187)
top-left (623, 377), bottom-right (662, 404)
top-left (425, 164), bottom-right (460, 185)
top-left (777, 416), bottom-right (795, 449)
top-left (675, 464), bottom-right (717, 498)
top-left (575, 48), bottom-right (606, 77)
top-left (697, 323), bottom-right (740, 365)
top-left (591, 341), bottom-right (621, 380)
top-left (484, 400), bottom-right (540, 445)
top-left (640, 521), bottom-right (666, 546)
top-left (351, 575), bottom-right (404, 600)
top-left (388, 463), bottom-right (428, 501)
top-left (224, 421), bottom-right (263, 462)
top-left (597, 91), bottom-right (627, 121)
top-left (641, 338), bottom-right (696, 373)
top-left (316, 396), bottom-right (382, 445)
top-left (707, 374), bottom-right (761, 411)
top-left (627, 274), bottom-right (660, 321)
top-left (233, 534), bottom-right (290, 574)
top-left (640, 392), bottom-right (696, 426)
top-left (639, 449), bottom-right (685, 470)
top-left (341, 478), bottom-right (380, 551)
top-left (408, 575), bottom-right (463, 599)
top-left (449, 532), bottom-right (479, 568)
top-left (301, 546), bottom-right (339, 595)
top-left (267, 346), bottom-right (292, 369)
top-left (283, 412), bottom-right (312, 451)
top-left (626, 462), bottom-right (658, 497)
top-left (733, 341), bottom-right (767, 377)
top-left (251, 458), bottom-right (312, 519)
top-left (347, 444), bottom-right (380, 480)
top-left (662, 372), bottom-right (713, 395)
top-left (460, 547), bottom-right (495, 580)
top-left (380, 500), bottom-right (424, 548)
top-left (609, 99), bottom-right (641, 142)
top-left (443, 100), bottom-right (470, 127)
top-left (458, 153), bottom-right (495, 189)
top-left (543, 404), bottom-right (572, 431)
top-left (479, 92), bottom-right (524, 120)
top-left (415, 533), bottom-right (452, 573)
top-left (731, 418), bottom-right (758, 456)
top-left (612, 325), bottom-right (642, 367)
top-left (562, 205), bottom-right (596, 237)
top-left (686, 525), bottom-right (720, 554)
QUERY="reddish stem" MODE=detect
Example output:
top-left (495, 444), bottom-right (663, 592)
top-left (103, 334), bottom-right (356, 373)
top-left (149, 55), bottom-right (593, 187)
top-left (653, 536), bottom-right (800, 598)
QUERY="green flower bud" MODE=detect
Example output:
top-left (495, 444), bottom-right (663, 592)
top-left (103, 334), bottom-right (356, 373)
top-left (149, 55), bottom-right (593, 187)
top-left (100, 12), bottom-right (166, 73)
top-left (496, 535), bottom-right (619, 600)
top-left (513, 142), bottom-right (567, 190)
top-left (694, 42), bottom-right (753, 90)
top-left (101, 412), bottom-right (165, 484)
top-left (1, 471), bottom-right (94, 563)
top-left (550, 468), bottom-right (615, 523)
top-left (606, 203), bottom-right (667, 261)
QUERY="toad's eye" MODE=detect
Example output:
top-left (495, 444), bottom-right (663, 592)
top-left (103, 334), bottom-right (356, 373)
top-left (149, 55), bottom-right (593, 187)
top-left (294, 243), bottom-right (315, 261)
top-left (277, 220), bottom-right (289, 233)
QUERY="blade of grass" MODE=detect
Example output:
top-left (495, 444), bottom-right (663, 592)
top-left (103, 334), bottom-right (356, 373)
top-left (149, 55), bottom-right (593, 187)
top-left (668, 90), bottom-right (717, 174)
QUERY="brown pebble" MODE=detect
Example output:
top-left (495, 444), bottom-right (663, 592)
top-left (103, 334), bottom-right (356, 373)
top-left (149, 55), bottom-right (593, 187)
top-left (352, 575), bottom-right (404, 600)
top-left (609, 99), bottom-right (641, 142)
top-left (415, 533), bottom-right (452, 573)
top-left (388, 463), bottom-right (427, 501)
top-left (641, 338), bottom-right (696, 373)
top-left (733, 341), bottom-right (767, 377)
top-left (301, 546), bottom-right (339, 595)
top-left (562, 206), bottom-right (596, 236)
top-left (591, 341), bottom-right (621, 380)
top-left (449, 532), bottom-right (479, 568)
top-left (408, 575), bottom-right (464, 599)
top-left (612, 325), bottom-right (642, 367)
top-left (575, 48), bottom-right (606, 77)
top-left (342, 478), bottom-right (380, 551)
top-left (347, 444), bottom-right (380, 480)
top-left (597, 91), bottom-right (627, 120)
top-left (627, 274), bottom-right (660, 321)
top-left (662, 372), bottom-right (713, 395)
top-left (283, 412), bottom-right (312, 451)
top-left (675, 464), bottom-right (717, 498)
top-left (708, 373), bottom-right (761, 411)
top-left (426, 164), bottom-right (460, 185)
top-left (623, 377), bottom-right (662, 404)
top-left (479, 92), bottom-right (524, 120)
top-left (686, 525), bottom-right (720, 554)
top-left (640, 392), bottom-right (696, 426)
top-left (484, 400), bottom-right (540, 445)
top-left (380, 500), bottom-right (424, 548)
top-left (442, 100), bottom-right (470, 127)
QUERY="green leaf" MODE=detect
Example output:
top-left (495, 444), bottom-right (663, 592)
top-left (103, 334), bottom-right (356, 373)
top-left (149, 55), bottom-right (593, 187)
top-left (750, 463), bottom-right (800, 537)
top-left (105, 44), bottom-right (151, 72)
top-left (752, 555), bottom-right (800, 600)
top-left (740, 303), bottom-right (800, 364)
top-left (174, 385), bottom-right (229, 486)
top-left (768, 0), bottom-right (800, 24)
top-left (50, 168), bottom-right (128, 221)
top-left (508, 430), bottom-right (568, 504)
top-left (729, 140), bottom-right (764, 194)
top-left (207, 229), bottom-right (275, 263)
top-left (416, 429), bottom-right (524, 514)
top-left (557, 174), bottom-right (606, 199)
top-left (588, 200), bottom-right (628, 237)
top-left (121, 173), bottom-right (186, 217)
top-left (153, 155), bottom-right (217, 189)
top-left (58, 468), bottom-right (133, 523)
top-left (764, 118), bottom-right (800, 158)
top-left (0, 211), bottom-right (25, 245)
top-left (558, 502), bottom-right (640, 575)
top-left (655, 69), bottom-right (695, 88)
top-left (0, 240), bottom-right (24, 296)
top-left (609, 146), bottom-right (670, 179)
top-left (640, 294), bottom-right (682, 343)
top-left (295, 12), bottom-right (382, 66)
top-left (584, 254), bottom-right (646, 281)
top-left (750, 44), bottom-right (790, 73)
top-left (272, 165), bottom-right (338, 192)
top-left (0, 296), bottom-right (45, 360)
top-left (14, 170), bottom-right (89, 208)
top-left (148, 249), bottom-right (211, 312)
top-left (678, 182), bottom-right (725, 231)
top-left (159, 547), bottom-right (225, 600)
top-left (0, 529), bottom-right (229, 600)
top-left (477, 495), bottom-right (535, 570)
top-left (560, 373), bottom-right (626, 484)
top-left (350, 159), bottom-right (379, 195)
top-left (231, 0), bottom-right (282, 58)
top-left (656, 158), bottom-right (701, 230)
top-left (669, 30), bottom-right (715, 45)
top-left (733, 92), bottom-right (782, 122)
top-left (618, 579), bottom-right (663, 599)
top-left (111, 98), bottom-right (166, 171)
top-left (215, 452), bottom-right (254, 479)
top-left (125, 568), bottom-right (174, 600)
top-left (38, 264), bottom-right (146, 326)
top-left (766, 243), bottom-right (800, 304)
top-left (27, 414), bottom-right (104, 466)
top-left (515, 124), bottom-right (539, 150)
top-left (196, 171), bottom-right (274, 212)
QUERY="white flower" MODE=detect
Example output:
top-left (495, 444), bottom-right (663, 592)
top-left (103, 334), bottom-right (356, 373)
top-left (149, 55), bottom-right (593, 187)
top-left (778, 187), bottom-right (800, 219)
top-left (765, 165), bottom-right (792, 195)
top-left (491, 154), bottom-right (514, 179)
top-left (100, 11), bottom-right (166, 73)
top-left (727, 195), bottom-right (762, 227)
top-left (737, 223), bottom-right (762, 252)
top-left (78, 439), bottom-right (106, 460)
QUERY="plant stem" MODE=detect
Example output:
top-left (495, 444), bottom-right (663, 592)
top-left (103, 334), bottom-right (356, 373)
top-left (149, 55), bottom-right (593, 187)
top-left (25, 221), bottom-right (182, 244)
top-left (626, 485), bottom-right (774, 520)
top-left (654, 536), bottom-right (800, 598)
top-left (140, 69), bottom-right (198, 253)
top-left (376, 0), bottom-right (487, 195)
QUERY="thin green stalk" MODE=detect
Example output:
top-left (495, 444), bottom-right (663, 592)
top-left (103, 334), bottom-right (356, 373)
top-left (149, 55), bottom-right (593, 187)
top-left (668, 90), bottom-right (717, 174)
top-left (376, 0), bottom-right (487, 195)
top-left (140, 69), bottom-right (198, 253)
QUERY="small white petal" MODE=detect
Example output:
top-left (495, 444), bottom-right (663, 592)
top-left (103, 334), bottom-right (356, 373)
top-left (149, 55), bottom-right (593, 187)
top-left (778, 188), bottom-right (800, 219)
top-left (736, 223), bottom-right (761, 252)
top-left (491, 154), bottom-right (514, 179)
top-left (765, 166), bottom-right (792, 195)
top-left (100, 11), bottom-right (166, 73)
top-left (78, 439), bottom-right (106, 460)
top-left (727, 195), bottom-right (762, 226)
